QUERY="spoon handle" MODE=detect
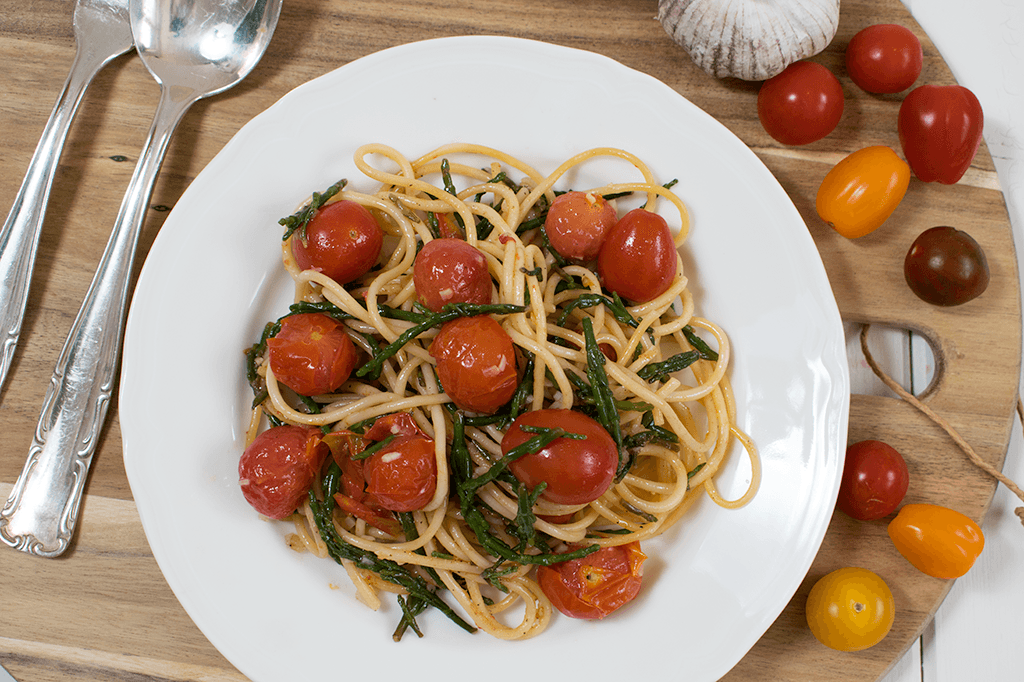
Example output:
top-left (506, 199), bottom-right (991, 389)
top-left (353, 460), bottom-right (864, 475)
top-left (0, 41), bottom-right (129, 394)
top-left (0, 86), bottom-right (196, 556)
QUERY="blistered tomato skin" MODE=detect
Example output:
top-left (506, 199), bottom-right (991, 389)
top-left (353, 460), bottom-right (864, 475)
top-left (267, 313), bottom-right (358, 396)
top-left (363, 435), bottom-right (437, 512)
top-left (816, 146), bottom-right (910, 239)
top-left (543, 191), bottom-right (618, 261)
top-left (291, 199), bottom-right (384, 284)
top-left (413, 238), bottom-right (493, 312)
top-left (845, 24), bottom-right (923, 94)
top-left (757, 61), bottom-right (845, 146)
top-left (502, 409), bottom-right (618, 505)
top-left (806, 567), bottom-right (895, 651)
top-left (239, 425), bottom-right (329, 519)
top-left (898, 84), bottom-right (984, 184)
top-left (430, 316), bottom-right (518, 414)
top-left (597, 209), bottom-right (677, 303)
top-left (837, 440), bottom-right (910, 521)
top-left (904, 226), bottom-right (990, 306)
top-left (888, 503), bottom-right (984, 579)
top-left (537, 541), bottom-right (646, 620)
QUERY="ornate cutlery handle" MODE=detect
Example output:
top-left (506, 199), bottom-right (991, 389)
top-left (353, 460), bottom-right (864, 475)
top-left (0, 36), bottom-right (129, 394)
top-left (0, 87), bottom-right (197, 556)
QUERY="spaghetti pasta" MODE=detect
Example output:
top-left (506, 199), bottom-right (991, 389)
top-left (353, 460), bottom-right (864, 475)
top-left (240, 143), bottom-right (760, 640)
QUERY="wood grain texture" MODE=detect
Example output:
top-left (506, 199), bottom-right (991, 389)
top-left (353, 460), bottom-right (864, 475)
top-left (1, 1), bottom-right (1019, 681)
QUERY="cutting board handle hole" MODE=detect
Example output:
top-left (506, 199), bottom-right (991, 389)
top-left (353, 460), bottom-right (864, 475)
top-left (845, 322), bottom-right (936, 398)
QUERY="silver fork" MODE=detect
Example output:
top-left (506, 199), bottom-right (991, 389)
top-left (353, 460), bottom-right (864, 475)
top-left (0, 0), bottom-right (134, 396)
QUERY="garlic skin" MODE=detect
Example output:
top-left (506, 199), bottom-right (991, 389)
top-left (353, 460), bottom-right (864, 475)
top-left (657, 0), bottom-right (841, 81)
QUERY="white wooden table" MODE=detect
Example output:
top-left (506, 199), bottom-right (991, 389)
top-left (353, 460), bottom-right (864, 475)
top-left (877, 2), bottom-right (1024, 680)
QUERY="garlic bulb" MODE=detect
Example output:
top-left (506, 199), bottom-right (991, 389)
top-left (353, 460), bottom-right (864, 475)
top-left (657, 0), bottom-right (840, 81)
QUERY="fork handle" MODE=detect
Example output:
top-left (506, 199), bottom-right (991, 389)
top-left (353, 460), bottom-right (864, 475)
top-left (0, 39), bottom-right (129, 394)
top-left (0, 86), bottom-right (197, 556)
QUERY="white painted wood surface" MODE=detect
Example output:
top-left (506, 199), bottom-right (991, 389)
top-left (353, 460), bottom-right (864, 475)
top-left (872, 2), bottom-right (1024, 681)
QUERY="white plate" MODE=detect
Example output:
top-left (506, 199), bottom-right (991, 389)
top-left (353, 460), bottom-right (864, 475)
top-left (120, 36), bottom-right (849, 682)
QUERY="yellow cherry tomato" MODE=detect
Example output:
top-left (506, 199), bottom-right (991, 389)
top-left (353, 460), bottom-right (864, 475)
top-left (816, 145), bottom-right (911, 238)
top-left (805, 567), bottom-right (895, 651)
top-left (888, 503), bottom-right (984, 579)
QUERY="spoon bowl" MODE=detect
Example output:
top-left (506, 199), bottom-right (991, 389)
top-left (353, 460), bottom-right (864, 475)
top-left (133, 0), bottom-right (277, 100)
top-left (0, 0), bottom-right (281, 557)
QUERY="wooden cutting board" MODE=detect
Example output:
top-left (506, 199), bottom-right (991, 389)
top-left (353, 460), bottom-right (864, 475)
top-left (0, 1), bottom-right (1018, 681)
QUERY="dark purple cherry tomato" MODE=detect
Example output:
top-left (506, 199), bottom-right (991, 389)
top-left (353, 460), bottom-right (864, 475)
top-left (597, 208), bottom-right (677, 303)
top-left (904, 226), bottom-right (990, 306)
top-left (430, 316), bottom-right (518, 414)
top-left (537, 541), bottom-right (645, 620)
top-left (363, 435), bottom-right (437, 511)
top-left (267, 313), bottom-right (358, 396)
top-left (502, 409), bottom-right (618, 505)
top-left (544, 191), bottom-right (618, 261)
top-left (292, 200), bottom-right (383, 284)
top-left (757, 61), bottom-right (845, 146)
top-left (413, 238), bottom-right (492, 312)
top-left (239, 425), bottom-right (330, 519)
top-left (837, 440), bottom-right (910, 521)
top-left (845, 24), bottom-right (923, 94)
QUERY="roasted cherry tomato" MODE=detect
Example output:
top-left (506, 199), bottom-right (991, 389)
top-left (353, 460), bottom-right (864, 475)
top-left (845, 24), bottom-right (923, 94)
top-left (888, 503), bottom-right (984, 579)
top-left (239, 425), bottom-right (329, 519)
top-left (430, 316), bottom-right (518, 414)
top-left (363, 434), bottom-right (437, 512)
top-left (291, 199), bottom-right (384, 284)
top-left (543, 190), bottom-right (618, 262)
top-left (757, 61), bottom-right (844, 146)
top-left (806, 567), bottom-right (895, 651)
top-left (898, 84), bottom-right (984, 184)
top-left (837, 440), bottom-right (910, 521)
top-left (537, 541), bottom-right (645, 620)
top-left (502, 409), bottom-right (618, 505)
top-left (267, 313), bottom-right (358, 396)
top-left (364, 411), bottom-right (429, 441)
top-left (413, 238), bottom-right (493, 312)
top-left (816, 146), bottom-right (910, 239)
top-left (597, 208), bottom-right (677, 303)
top-left (904, 226), bottom-right (990, 306)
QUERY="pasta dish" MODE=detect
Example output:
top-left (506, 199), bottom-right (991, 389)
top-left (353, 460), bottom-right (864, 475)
top-left (239, 143), bottom-right (760, 640)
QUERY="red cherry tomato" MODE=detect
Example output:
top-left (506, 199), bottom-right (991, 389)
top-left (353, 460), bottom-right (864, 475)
top-left (239, 425), bottom-right (329, 519)
top-left (364, 412), bottom-right (429, 441)
top-left (898, 85), bottom-right (984, 184)
top-left (413, 238), bottom-right (493, 312)
top-left (837, 440), bottom-right (910, 521)
top-left (363, 435), bottom-right (437, 512)
top-left (430, 316), bottom-right (518, 414)
top-left (543, 191), bottom-right (618, 261)
top-left (757, 61), bottom-right (845, 146)
top-left (904, 226), bottom-right (990, 306)
top-left (537, 541), bottom-right (645, 619)
top-left (267, 313), bottom-right (358, 396)
top-left (597, 208), bottom-right (677, 303)
top-left (845, 24), bottom-right (923, 94)
top-left (502, 409), bottom-right (618, 505)
top-left (291, 199), bottom-right (383, 284)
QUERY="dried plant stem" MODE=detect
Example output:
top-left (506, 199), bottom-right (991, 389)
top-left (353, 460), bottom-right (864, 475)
top-left (859, 324), bottom-right (1024, 527)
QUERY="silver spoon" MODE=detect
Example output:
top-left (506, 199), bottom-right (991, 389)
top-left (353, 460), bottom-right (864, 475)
top-left (0, 0), bottom-right (282, 557)
top-left (0, 0), bottom-right (134, 395)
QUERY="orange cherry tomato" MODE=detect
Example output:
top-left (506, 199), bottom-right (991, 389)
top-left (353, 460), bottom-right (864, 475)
top-left (816, 146), bottom-right (910, 239)
top-left (805, 567), bottom-right (895, 651)
top-left (887, 503), bottom-right (984, 579)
